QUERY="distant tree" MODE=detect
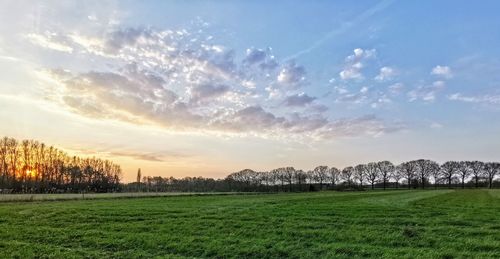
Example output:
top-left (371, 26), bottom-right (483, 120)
top-left (415, 159), bottom-right (439, 189)
top-left (283, 167), bottom-right (296, 191)
top-left (468, 161), bottom-right (485, 188)
top-left (366, 162), bottom-right (379, 190)
top-left (294, 169), bottom-right (307, 191)
top-left (327, 167), bottom-right (340, 188)
top-left (354, 164), bottom-right (366, 187)
top-left (398, 161), bottom-right (417, 189)
top-left (305, 170), bottom-right (315, 188)
top-left (441, 161), bottom-right (459, 188)
top-left (313, 166), bottom-right (328, 190)
top-left (273, 168), bottom-right (286, 191)
top-left (341, 166), bottom-right (354, 187)
top-left (392, 167), bottom-right (403, 189)
top-left (484, 163), bottom-right (500, 189)
top-left (376, 161), bottom-right (394, 190)
top-left (457, 161), bottom-right (471, 189)
top-left (429, 164), bottom-right (442, 189)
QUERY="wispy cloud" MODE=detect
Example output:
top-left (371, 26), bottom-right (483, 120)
top-left (408, 81), bottom-right (446, 102)
top-left (448, 93), bottom-right (500, 106)
top-left (25, 32), bottom-right (73, 53)
top-left (68, 146), bottom-right (189, 162)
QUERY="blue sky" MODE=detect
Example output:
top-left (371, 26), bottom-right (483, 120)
top-left (1, 0), bottom-right (499, 181)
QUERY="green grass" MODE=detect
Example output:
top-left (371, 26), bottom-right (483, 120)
top-left (0, 192), bottom-right (244, 202)
top-left (0, 190), bottom-right (499, 258)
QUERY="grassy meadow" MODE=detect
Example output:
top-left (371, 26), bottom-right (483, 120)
top-left (0, 189), bottom-right (499, 258)
top-left (0, 192), bottom-right (242, 202)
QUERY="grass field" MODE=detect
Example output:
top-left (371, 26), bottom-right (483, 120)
top-left (0, 190), bottom-right (499, 258)
top-left (0, 192), bottom-right (243, 202)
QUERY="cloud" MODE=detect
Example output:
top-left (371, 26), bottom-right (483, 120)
top-left (277, 61), bottom-right (306, 87)
top-left (32, 24), bottom-right (402, 140)
top-left (189, 84), bottom-right (230, 104)
top-left (339, 48), bottom-right (376, 80)
top-left (283, 93), bottom-right (316, 107)
top-left (69, 146), bottom-right (188, 162)
top-left (370, 94), bottom-right (392, 109)
top-left (336, 92), bottom-right (367, 104)
top-left (429, 122), bottom-right (443, 129)
top-left (431, 65), bottom-right (453, 79)
top-left (388, 83), bottom-right (404, 95)
top-left (25, 32), bottom-right (73, 53)
top-left (316, 115), bottom-right (405, 138)
top-left (243, 47), bottom-right (278, 70)
top-left (109, 151), bottom-right (168, 162)
top-left (374, 66), bottom-right (396, 81)
top-left (448, 93), bottom-right (500, 106)
top-left (408, 81), bottom-right (446, 102)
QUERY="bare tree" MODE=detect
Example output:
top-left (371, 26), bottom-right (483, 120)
top-left (376, 161), bottom-right (394, 190)
top-left (283, 167), bottom-right (296, 191)
top-left (392, 167), bottom-right (403, 189)
top-left (354, 164), bottom-right (366, 188)
top-left (398, 161), bottom-right (417, 189)
top-left (341, 166), bottom-right (354, 187)
top-left (366, 162), bottom-right (379, 190)
top-left (457, 161), bottom-right (471, 189)
top-left (430, 164), bottom-right (442, 189)
top-left (294, 169), bottom-right (307, 191)
top-left (313, 166), bottom-right (328, 190)
top-left (327, 167), bottom-right (340, 188)
top-left (441, 161), bottom-right (459, 188)
top-left (468, 161), bottom-right (485, 188)
top-left (415, 159), bottom-right (439, 189)
top-left (484, 163), bottom-right (500, 189)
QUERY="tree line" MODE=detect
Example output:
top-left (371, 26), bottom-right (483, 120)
top-left (224, 160), bottom-right (500, 192)
top-left (0, 137), bottom-right (122, 193)
top-left (2, 135), bottom-right (498, 194)
top-left (126, 160), bottom-right (499, 193)
top-left (124, 175), bottom-right (230, 192)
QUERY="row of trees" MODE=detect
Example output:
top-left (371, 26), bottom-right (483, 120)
top-left (125, 160), bottom-right (499, 193)
top-left (0, 137), bottom-right (122, 193)
top-left (124, 175), bottom-right (230, 192)
top-left (225, 160), bottom-right (500, 192)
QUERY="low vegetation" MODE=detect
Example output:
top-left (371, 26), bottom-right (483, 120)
top-left (0, 189), bottom-right (499, 258)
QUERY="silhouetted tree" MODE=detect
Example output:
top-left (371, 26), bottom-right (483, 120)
top-left (398, 161), bottom-right (417, 189)
top-left (484, 163), bottom-right (500, 189)
top-left (366, 162), bottom-right (379, 190)
top-left (354, 164), bottom-right (366, 188)
top-left (341, 166), bottom-right (354, 187)
top-left (376, 161), bottom-right (394, 190)
top-left (441, 161), bottom-right (459, 188)
top-left (313, 166), bottom-right (328, 190)
top-left (468, 161), bottom-right (485, 188)
top-left (0, 136), bottom-right (121, 193)
top-left (457, 161), bottom-right (471, 189)
top-left (328, 167), bottom-right (340, 188)
top-left (415, 159), bottom-right (439, 189)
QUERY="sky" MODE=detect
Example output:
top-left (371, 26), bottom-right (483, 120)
top-left (1, 0), bottom-right (500, 182)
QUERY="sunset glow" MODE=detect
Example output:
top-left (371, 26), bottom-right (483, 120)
top-left (25, 170), bottom-right (37, 179)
